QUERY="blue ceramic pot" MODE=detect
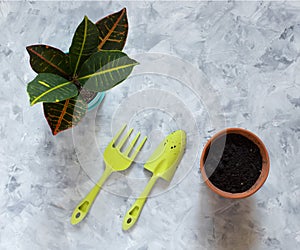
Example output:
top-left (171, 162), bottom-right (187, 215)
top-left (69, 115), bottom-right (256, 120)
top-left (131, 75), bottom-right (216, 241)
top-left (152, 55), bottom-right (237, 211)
top-left (87, 92), bottom-right (105, 111)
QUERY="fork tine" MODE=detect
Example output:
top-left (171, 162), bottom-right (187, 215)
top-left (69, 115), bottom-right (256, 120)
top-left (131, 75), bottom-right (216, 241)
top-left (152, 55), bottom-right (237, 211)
top-left (124, 132), bottom-right (141, 156)
top-left (130, 136), bottom-right (147, 160)
top-left (116, 128), bottom-right (134, 150)
top-left (111, 124), bottom-right (127, 146)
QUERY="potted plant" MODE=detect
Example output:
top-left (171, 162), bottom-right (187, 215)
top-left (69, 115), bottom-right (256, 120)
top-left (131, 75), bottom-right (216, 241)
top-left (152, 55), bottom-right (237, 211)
top-left (200, 128), bottom-right (270, 199)
top-left (26, 8), bottom-right (137, 135)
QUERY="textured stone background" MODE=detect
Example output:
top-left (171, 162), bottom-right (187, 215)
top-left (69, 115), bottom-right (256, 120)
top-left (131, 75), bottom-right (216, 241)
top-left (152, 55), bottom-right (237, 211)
top-left (1, 1), bottom-right (300, 249)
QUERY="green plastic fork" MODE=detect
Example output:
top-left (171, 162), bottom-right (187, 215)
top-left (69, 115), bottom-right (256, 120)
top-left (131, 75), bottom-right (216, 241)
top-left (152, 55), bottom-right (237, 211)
top-left (71, 124), bottom-right (147, 225)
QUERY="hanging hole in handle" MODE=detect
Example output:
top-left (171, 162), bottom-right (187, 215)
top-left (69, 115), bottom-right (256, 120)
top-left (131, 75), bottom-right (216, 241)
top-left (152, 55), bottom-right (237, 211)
top-left (78, 201), bottom-right (89, 212)
top-left (127, 218), bottom-right (132, 224)
top-left (75, 212), bottom-right (81, 219)
top-left (129, 206), bottom-right (139, 216)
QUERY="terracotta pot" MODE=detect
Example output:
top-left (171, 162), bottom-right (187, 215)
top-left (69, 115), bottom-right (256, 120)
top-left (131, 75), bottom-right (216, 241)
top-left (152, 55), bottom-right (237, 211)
top-left (200, 128), bottom-right (270, 199)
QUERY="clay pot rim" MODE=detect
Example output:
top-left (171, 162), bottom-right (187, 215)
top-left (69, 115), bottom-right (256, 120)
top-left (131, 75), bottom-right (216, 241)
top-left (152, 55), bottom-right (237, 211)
top-left (200, 128), bottom-right (270, 199)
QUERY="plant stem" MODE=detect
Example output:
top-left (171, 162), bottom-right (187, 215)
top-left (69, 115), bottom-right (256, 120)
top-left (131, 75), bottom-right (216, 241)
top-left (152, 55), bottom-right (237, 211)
top-left (73, 79), bottom-right (82, 91)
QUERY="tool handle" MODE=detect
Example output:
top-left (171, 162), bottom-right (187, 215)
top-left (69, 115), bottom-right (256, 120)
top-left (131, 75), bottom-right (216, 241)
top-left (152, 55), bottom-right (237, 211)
top-left (122, 175), bottom-right (158, 230)
top-left (71, 167), bottom-right (112, 225)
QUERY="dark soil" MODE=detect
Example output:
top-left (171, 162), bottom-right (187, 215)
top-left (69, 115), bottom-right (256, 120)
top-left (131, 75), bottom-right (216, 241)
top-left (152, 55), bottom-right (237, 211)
top-left (79, 88), bottom-right (97, 103)
top-left (204, 133), bottom-right (262, 193)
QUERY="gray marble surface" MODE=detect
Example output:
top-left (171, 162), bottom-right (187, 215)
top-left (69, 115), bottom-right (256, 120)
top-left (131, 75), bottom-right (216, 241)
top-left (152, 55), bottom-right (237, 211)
top-left (1, 1), bottom-right (300, 249)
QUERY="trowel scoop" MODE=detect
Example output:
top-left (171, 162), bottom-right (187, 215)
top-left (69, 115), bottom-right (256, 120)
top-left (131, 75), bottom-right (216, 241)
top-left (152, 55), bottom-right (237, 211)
top-left (122, 130), bottom-right (186, 230)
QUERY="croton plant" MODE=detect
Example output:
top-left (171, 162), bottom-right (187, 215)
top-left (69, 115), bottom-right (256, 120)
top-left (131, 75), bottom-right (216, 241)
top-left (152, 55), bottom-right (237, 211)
top-left (26, 8), bottom-right (137, 135)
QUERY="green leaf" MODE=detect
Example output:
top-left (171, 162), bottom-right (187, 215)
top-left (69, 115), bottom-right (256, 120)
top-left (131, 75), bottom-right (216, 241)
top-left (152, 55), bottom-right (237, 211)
top-left (96, 8), bottom-right (128, 51)
top-left (43, 95), bottom-right (87, 135)
top-left (69, 16), bottom-right (100, 76)
top-left (26, 45), bottom-right (71, 78)
top-left (77, 50), bottom-right (138, 92)
top-left (27, 73), bottom-right (78, 106)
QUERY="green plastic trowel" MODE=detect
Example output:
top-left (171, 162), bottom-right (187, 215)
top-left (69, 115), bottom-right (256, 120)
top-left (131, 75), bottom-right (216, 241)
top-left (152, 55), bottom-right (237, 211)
top-left (122, 130), bottom-right (186, 230)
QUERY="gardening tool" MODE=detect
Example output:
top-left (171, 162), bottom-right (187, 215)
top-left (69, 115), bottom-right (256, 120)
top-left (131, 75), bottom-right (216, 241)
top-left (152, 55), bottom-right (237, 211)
top-left (122, 130), bottom-right (186, 230)
top-left (71, 124), bottom-right (147, 225)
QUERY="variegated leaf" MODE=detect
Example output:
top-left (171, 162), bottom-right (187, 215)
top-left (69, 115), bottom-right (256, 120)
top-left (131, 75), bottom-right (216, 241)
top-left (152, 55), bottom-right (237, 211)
top-left (69, 16), bottom-right (100, 76)
top-left (43, 95), bottom-right (87, 135)
top-left (77, 50), bottom-right (138, 92)
top-left (26, 45), bottom-right (71, 78)
top-left (96, 8), bottom-right (128, 51)
top-left (27, 73), bottom-right (78, 105)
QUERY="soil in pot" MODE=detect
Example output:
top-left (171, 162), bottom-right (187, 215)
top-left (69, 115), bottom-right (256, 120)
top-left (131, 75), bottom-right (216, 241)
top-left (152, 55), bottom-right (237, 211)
top-left (79, 88), bottom-right (97, 103)
top-left (203, 133), bottom-right (262, 193)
